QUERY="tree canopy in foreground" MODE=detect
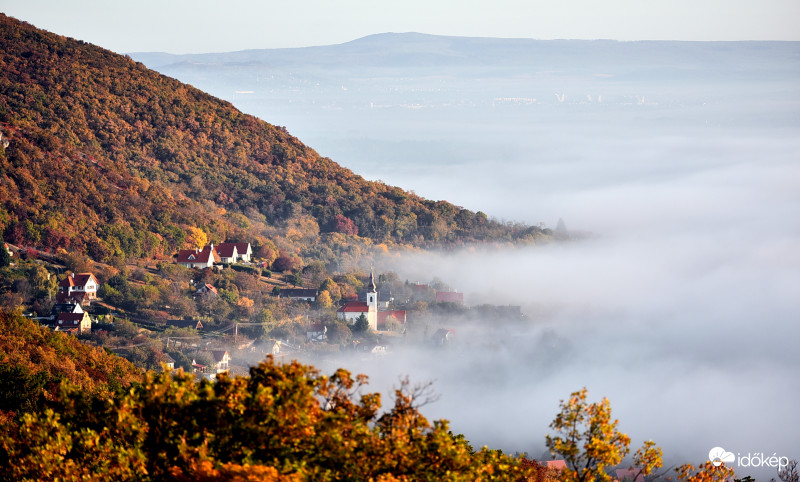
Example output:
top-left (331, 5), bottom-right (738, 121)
top-left (0, 355), bottom-right (538, 481)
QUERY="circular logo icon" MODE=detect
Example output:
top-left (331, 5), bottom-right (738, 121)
top-left (708, 447), bottom-right (735, 467)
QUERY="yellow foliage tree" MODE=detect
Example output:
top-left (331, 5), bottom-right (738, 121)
top-left (315, 290), bottom-right (333, 309)
top-left (184, 227), bottom-right (208, 250)
top-left (546, 388), bottom-right (662, 482)
top-left (675, 461), bottom-right (736, 482)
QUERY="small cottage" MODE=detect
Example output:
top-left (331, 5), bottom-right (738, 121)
top-left (177, 245), bottom-right (220, 269)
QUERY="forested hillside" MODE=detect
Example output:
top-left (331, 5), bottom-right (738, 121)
top-left (0, 311), bottom-right (142, 418)
top-left (0, 14), bottom-right (547, 265)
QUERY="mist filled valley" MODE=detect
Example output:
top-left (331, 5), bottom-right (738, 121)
top-left (133, 36), bottom-right (800, 474)
top-left (0, 16), bottom-right (798, 477)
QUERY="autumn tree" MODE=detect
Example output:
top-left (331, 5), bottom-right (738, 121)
top-left (325, 319), bottom-right (352, 345)
top-left (0, 355), bottom-right (537, 480)
top-left (330, 214), bottom-right (358, 235)
top-left (319, 277), bottom-right (342, 302)
top-left (315, 290), bottom-right (333, 309)
top-left (184, 227), bottom-right (208, 250)
top-left (675, 461), bottom-right (736, 482)
top-left (546, 387), bottom-right (662, 482)
top-left (272, 252), bottom-right (302, 273)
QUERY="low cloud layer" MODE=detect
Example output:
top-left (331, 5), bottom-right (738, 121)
top-left (154, 42), bottom-right (800, 476)
top-left (305, 124), bottom-right (800, 477)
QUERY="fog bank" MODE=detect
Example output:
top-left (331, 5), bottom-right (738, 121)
top-left (318, 128), bottom-right (800, 477)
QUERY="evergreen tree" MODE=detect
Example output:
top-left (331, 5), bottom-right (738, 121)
top-left (0, 236), bottom-right (10, 268)
top-left (353, 313), bottom-right (370, 333)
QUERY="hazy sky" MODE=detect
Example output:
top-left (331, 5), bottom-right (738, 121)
top-left (3, 0), bottom-right (800, 54)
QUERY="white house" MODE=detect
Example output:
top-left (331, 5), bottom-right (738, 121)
top-left (177, 245), bottom-right (220, 269)
top-left (214, 242), bottom-right (253, 263)
top-left (57, 273), bottom-right (99, 305)
top-left (210, 350), bottom-right (231, 374)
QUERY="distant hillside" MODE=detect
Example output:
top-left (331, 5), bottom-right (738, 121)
top-left (0, 15), bottom-right (545, 263)
top-left (135, 32), bottom-right (799, 79)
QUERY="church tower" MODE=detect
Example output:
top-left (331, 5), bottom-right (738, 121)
top-left (366, 269), bottom-right (378, 330)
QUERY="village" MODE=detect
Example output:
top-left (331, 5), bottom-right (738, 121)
top-left (1, 239), bottom-right (500, 379)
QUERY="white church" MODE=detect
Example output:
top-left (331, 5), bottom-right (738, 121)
top-left (336, 271), bottom-right (379, 331)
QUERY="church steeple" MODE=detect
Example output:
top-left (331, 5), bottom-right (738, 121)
top-left (366, 269), bottom-right (378, 318)
top-left (368, 269), bottom-right (377, 293)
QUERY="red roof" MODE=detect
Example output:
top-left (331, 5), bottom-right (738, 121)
top-left (58, 273), bottom-right (97, 289)
top-left (232, 243), bottom-right (251, 254)
top-left (436, 291), bottom-right (464, 303)
top-left (377, 310), bottom-right (407, 324)
top-left (195, 283), bottom-right (218, 294)
top-left (55, 312), bottom-right (87, 327)
top-left (545, 460), bottom-right (567, 470)
top-left (213, 243), bottom-right (237, 259)
top-left (337, 302), bottom-right (369, 313)
top-left (177, 246), bottom-right (219, 265)
top-left (56, 291), bottom-right (93, 304)
top-left (213, 243), bottom-right (251, 259)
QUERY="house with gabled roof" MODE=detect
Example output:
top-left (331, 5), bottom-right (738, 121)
top-left (280, 288), bottom-right (318, 302)
top-left (212, 242), bottom-right (253, 263)
top-left (213, 243), bottom-right (238, 264)
top-left (230, 242), bottom-right (252, 262)
top-left (194, 283), bottom-right (218, 297)
top-left (50, 301), bottom-right (84, 320)
top-left (43, 311), bottom-right (92, 335)
top-left (210, 350), bottom-right (230, 374)
top-left (57, 273), bottom-right (99, 305)
top-left (177, 245), bottom-right (220, 269)
top-left (161, 353), bottom-right (176, 371)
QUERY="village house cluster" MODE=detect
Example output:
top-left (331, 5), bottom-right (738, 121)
top-left (176, 242), bottom-right (253, 269)
top-left (20, 231), bottom-right (474, 380)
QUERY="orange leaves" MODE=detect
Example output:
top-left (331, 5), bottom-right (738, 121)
top-left (676, 461), bottom-right (736, 482)
top-left (546, 388), bottom-right (661, 482)
top-left (0, 351), bottom-right (536, 480)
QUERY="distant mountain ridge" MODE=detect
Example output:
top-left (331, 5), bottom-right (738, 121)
top-left (0, 15), bottom-right (543, 263)
top-left (132, 32), bottom-right (800, 80)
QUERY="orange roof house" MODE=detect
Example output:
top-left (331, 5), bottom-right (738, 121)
top-left (57, 273), bottom-right (99, 305)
